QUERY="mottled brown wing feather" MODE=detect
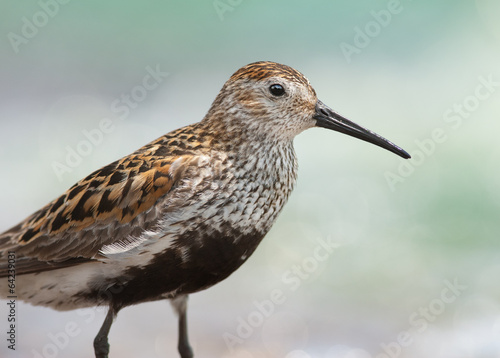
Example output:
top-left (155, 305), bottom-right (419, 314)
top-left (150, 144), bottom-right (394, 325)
top-left (0, 149), bottom-right (191, 266)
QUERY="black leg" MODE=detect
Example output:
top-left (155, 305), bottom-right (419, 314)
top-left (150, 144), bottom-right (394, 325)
top-left (170, 295), bottom-right (194, 358)
top-left (93, 306), bottom-right (117, 358)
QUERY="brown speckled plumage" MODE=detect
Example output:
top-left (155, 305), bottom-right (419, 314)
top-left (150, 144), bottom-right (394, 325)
top-left (0, 61), bottom-right (410, 358)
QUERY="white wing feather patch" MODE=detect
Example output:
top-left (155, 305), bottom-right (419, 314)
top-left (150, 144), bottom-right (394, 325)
top-left (99, 232), bottom-right (153, 257)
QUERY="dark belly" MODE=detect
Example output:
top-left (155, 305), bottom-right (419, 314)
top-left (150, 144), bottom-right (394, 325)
top-left (90, 228), bottom-right (265, 309)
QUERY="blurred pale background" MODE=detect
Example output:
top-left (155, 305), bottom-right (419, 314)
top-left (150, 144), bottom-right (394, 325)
top-left (1, 1), bottom-right (500, 357)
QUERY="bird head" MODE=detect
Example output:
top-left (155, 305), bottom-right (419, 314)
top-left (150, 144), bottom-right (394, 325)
top-left (205, 61), bottom-right (410, 159)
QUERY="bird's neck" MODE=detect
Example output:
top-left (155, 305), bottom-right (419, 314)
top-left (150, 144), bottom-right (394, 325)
top-left (198, 120), bottom-right (296, 166)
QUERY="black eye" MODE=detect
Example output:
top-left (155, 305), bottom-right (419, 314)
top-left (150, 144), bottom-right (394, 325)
top-left (269, 84), bottom-right (285, 96)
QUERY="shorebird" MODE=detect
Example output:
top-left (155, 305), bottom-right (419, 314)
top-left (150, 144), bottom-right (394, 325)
top-left (0, 61), bottom-right (410, 358)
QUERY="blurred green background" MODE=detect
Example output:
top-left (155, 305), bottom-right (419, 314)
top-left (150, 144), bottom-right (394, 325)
top-left (1, 1), bottom-right (500, 357)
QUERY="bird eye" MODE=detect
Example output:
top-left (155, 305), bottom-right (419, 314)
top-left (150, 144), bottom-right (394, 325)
top-left (269, 84), bottom-right (285, 96)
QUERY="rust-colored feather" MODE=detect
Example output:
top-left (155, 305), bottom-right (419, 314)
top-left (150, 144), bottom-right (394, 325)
top-left (0, 124), bottom-right (206, 265)
top-left (230, 61), bottom-right (313, 90)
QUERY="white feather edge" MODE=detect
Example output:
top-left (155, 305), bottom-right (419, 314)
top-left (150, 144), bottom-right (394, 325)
top-left (98, 230), bottom-right (158, 257)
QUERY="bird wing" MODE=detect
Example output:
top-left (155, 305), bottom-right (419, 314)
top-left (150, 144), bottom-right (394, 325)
top-left (0, 146), bottom-right (196, 275)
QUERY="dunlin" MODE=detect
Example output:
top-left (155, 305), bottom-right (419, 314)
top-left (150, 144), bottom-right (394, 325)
top-left (0, 61), bottom-right (410, 357)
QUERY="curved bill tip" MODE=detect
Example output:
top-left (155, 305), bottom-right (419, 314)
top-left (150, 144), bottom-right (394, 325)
top-left (313, 100), bottom-right (411, 159)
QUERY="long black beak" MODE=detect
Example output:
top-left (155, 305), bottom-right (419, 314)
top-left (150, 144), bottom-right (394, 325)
top-left (314, 100), bottom-right (410, 159)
